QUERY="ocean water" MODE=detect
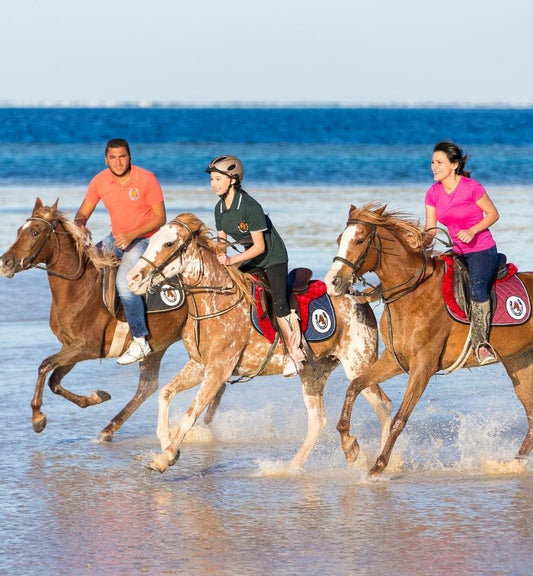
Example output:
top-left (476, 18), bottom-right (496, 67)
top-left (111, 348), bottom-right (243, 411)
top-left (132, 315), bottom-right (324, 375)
top-left (1, 107), bottom-right (532, 187)
top-left (0, 108), bottom-right (532, 576)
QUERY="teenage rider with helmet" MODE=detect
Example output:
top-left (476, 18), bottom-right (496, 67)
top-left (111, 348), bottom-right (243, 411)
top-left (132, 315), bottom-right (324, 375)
top-left (206, 155), bottom-right (306, 377)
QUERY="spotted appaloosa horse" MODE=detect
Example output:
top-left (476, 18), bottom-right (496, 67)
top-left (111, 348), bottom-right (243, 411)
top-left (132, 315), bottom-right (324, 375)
top-left (0, 198), bottom-right (188, 441)
top-left (127, 212), bottom-right (393, 473)
top-left (325, 203), bottom-right (533, 475)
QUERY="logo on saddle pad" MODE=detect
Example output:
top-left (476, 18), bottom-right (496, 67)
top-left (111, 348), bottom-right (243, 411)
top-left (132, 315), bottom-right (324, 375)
top-left (146, 282), bottom-right (186, 313)
top-left (102, 267), bottom-right (185, 317)
top-left (442, 255), bottom-right (531, 326)
top-left (311, 307), bottom-right (333, 334)
top-left (251, 279), bottom-right (336, 342)
top-left (506, 295), bottom-right (528, 321)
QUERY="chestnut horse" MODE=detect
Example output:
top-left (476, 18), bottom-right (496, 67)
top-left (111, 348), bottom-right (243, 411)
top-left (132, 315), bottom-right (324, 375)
top-left (127, 212), bottom-right (393, 473)
top-left (0, 198), bottom-right (188, 441)
top-left (325, 203), bottom-right (533, 475)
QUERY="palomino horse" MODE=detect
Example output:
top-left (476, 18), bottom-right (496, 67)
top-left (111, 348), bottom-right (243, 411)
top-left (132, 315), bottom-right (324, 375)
top-left (127, 212), bottom-right (393, 473)
top-left (325, 203), bottom-right (533, 475)
top-left (0, 198), bottom-right (188, 441)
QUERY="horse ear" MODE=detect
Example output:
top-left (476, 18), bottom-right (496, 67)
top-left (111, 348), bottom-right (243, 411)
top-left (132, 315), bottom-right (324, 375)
top-left (348, 204), bottom-right (357, 216)
top-left (51, 198), bottom-right (59, 212)
top-left (33, 197), bottom-right (43, 212)
top-left (375, 205), bottom-right (387, 216)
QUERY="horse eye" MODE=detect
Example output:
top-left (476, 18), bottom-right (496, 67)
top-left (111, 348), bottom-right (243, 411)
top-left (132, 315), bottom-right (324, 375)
top-left (31, 229), bottom-right (40, 237)
top-left (354, 239), bottom-right (364, 246)
top-left (164, 241), bottom-right (174, 248)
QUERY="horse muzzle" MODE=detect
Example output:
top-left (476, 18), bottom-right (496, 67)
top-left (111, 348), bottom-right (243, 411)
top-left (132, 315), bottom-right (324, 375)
top-left (0, 254), bottom-right (18, 278)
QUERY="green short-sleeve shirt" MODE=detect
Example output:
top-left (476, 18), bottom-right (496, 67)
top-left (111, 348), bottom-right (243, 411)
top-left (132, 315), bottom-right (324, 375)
top-left (214, 190), bottom-right (288, 268)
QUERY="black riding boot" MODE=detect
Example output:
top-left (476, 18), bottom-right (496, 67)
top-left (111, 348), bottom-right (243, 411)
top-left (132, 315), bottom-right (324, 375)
top-left (470, 299), bottom-right (497, 365)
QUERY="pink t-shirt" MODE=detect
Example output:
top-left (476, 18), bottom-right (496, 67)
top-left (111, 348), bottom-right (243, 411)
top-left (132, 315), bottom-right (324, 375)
top-left (85, 165), bottom-right (164, 237)
top-left (425, 176), bottom-right (496, 255)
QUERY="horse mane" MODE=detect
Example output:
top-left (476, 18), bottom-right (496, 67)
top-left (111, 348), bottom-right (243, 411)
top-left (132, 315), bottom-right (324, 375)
top-left (174, 212), bottom-right (255, 306)
top-left (33, 202), bottom-right (119, 271)
top-left (353, 202), bottom-right (429, 254)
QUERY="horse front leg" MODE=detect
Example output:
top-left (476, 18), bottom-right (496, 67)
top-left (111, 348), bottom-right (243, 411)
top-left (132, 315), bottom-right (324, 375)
top-left (156, 360), bottom-right (206, 450)
top-left (32, 347), bottom-right (114, 433)
top-left (338, 351), bottom-right (401, 464)
top-left (32, 359), bottom-right (54, 433)
top-left (48, 364), bottom-right (111, 407)
top-left (369, 361), bottom-right (435, 476)
top-left (150, 361), bottom-right (236, 474)
top-left (361, 385), bottom-right (393, 450)
top-left (203, 382), bottom-right (227, 425)
top-left (97, 351), bottom-right (164, 442)
top-left (149, 360), bottom-right (206, 472)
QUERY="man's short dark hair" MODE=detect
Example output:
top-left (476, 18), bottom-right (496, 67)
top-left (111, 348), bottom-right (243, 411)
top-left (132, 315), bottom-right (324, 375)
top-left (105, 138), bottom-right (131, 157)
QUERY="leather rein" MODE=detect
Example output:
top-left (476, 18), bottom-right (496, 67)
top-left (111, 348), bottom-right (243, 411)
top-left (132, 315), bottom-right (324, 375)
top-left (138, 218), bottom-right (245, 320)
top-left (22, 217), bottom-right (87, 280)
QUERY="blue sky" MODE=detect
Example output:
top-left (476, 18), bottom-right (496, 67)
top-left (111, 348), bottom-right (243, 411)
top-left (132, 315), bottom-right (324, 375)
top-left (1, 0), bottom-right (532, 106)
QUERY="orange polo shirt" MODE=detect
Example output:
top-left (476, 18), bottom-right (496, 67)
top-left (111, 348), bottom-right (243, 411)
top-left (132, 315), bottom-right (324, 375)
top-left (85, 165), bottom-right (164, 237)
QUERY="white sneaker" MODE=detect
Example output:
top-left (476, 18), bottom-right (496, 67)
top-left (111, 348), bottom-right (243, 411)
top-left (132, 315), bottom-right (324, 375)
top-left (117, 339), bottom-right (151, 365)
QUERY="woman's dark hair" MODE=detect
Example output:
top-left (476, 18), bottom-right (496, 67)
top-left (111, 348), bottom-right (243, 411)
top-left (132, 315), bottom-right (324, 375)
top-left (433, 140), bottom-right (471, 178)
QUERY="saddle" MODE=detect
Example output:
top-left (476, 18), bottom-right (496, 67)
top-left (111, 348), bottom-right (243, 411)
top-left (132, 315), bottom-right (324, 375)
top-left (441, 253), bottom-right (531, 326)
top-left (101, 265), bottom-right (186, 319)
top-left (251, 267), bottom-right (336, 343)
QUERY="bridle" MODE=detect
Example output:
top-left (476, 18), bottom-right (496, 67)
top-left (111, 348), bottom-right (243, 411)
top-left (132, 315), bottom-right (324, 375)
top-left (138, 218), bottom-right (245, 318)
top-left (21, 217), bottom-right (87, 280)
top-left (334, 218), bottom-right (431, 305)
top-left (138, 218), bottom-right (199, 290)
top-left (333, 219), bottom-right (381, 278)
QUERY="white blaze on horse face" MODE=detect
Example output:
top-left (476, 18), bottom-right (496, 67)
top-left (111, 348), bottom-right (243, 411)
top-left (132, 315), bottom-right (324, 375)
top-left (127, 225), bottom-right (181, 293)
top-left (325, 223), bottom-right (357, 295)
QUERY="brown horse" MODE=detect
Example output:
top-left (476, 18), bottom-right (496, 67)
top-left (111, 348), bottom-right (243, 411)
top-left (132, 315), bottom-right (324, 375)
top-left (126, 212), bottom-right (393, 473)
top-left (325, 203), bottom-right (533, 475)
top-left (0, 198), bottom-right (188, 441)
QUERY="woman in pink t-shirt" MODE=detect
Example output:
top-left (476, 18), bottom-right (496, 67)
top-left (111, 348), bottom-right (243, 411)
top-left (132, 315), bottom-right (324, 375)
top-left (424, 140), bottom-right (499, 365)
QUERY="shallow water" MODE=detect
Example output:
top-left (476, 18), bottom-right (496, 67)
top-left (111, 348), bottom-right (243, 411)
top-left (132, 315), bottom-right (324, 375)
top-left (1, 187), bottom-right (532, 576)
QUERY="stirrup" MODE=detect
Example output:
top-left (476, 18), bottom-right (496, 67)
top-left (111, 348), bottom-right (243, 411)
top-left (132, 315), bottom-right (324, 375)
top-left (475, 343), bottom-right (497, 366)
top-left (283, 355), bottom-right (303, 377)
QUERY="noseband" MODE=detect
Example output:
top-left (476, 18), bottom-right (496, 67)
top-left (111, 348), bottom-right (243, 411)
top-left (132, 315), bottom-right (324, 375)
top-left (139, 219), bottom-right (198, 288)
top-left (23, 217), bottom-right (60, 268)
top-left (22, 217), bottom-right (86, 280)
top-left (332, 219), bottom-right (381, 278)
top-left (333, 217), bottom-right (431, 305)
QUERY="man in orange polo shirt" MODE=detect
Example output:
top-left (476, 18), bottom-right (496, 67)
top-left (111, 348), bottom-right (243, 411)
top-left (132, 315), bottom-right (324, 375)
top-left (75, 138), bottom-right (166, 364)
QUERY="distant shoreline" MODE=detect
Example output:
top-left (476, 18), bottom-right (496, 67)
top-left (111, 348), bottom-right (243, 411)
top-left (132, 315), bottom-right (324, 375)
top-left (0, 102), bottom-right (532, 110)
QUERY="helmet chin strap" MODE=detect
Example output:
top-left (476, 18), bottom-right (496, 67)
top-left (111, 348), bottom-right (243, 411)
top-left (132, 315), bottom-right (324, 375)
top-left (219, 179), bottom-right (236, 201)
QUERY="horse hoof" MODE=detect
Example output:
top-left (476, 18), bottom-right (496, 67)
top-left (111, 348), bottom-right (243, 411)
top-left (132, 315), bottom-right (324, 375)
top-left (168, 450), bottom-right (180, 467)
top-left (369, 458), bottom-right (386, 476)
top-left (96, 431), bottom-right (113, 443)
top-left (343, 439), bottom-right (360, 463)
top-left (33, 414), bottom-right (47, 433)
top-left (149, 454), bottom-right (169, 473)
top-left (93, 390), bottom-right (111, 404)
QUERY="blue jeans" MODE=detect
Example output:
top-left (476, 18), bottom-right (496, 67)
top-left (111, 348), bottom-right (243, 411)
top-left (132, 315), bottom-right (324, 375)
top-left (98, 234), bottom-right (149, 338)
top-left (463, 246), bottom-right (499, 302)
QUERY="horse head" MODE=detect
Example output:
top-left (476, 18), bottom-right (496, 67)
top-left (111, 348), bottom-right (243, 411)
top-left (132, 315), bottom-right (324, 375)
top-left (326, 203), bottom-right (429, 303)
top-left (128, 212), bottom-right (211, 295)
top-left (325, 204), bottom-right (386, 296)
top-left (0, 197), bottom-right (62, 277)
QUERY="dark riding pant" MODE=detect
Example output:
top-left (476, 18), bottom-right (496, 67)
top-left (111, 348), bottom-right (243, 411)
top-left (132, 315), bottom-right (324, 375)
top-left (463, 246), bottom-right (499, 302)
